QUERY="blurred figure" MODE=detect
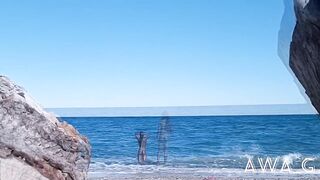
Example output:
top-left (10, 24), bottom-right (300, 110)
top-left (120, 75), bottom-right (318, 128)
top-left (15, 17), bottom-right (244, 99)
top-left (157, 112), bottom-right (172, 165)
top-left (135, 131), bottom-right (148, 165)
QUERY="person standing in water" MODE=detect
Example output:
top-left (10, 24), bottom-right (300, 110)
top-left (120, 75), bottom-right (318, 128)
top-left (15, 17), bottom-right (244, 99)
top-left (157, 113), bottom-right (171, 165)
top-left (135, 131), bottom-right (148, 165)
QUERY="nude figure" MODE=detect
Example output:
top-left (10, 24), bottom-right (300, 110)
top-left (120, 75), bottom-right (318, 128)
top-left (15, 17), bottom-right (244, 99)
top-left (135, 131), bottom-right (148, 164)
top-left (157, 115), bottom-right (171, 164)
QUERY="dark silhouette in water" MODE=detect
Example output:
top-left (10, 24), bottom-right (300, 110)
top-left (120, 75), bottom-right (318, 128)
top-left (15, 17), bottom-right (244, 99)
top-left (135, 131), bottom-right (148, 164)
top-left (157, 114), bottom-right (172, 164)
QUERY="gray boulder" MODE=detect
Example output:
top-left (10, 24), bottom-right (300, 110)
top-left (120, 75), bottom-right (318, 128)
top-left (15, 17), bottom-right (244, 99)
top-left (0, 75), bottom-right (91, 179)
top-left (290, 0), bottom-right (320, 113)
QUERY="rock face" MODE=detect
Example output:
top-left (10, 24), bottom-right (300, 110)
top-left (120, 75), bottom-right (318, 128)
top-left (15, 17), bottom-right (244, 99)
top-left (0, 76), bottom-right (91, 179)
top-left (290, 0), bottom-right (320, 113)
top-left (278, 0), bottom-right (314, 103)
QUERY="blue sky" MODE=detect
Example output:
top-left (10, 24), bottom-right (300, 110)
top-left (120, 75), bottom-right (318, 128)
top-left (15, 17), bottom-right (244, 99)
top-left (0, 0), bottom-right (307, 108)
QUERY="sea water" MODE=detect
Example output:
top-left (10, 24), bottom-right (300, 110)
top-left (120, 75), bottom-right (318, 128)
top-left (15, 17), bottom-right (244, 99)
top-left (64, 115), bottom-right (320, 176)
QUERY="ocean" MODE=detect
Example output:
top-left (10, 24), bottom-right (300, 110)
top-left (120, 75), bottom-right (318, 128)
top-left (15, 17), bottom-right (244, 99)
top-left (64, 115), bottom-right (320, 178)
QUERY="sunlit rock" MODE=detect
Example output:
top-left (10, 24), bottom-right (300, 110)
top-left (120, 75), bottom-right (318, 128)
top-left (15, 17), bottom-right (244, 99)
top-left (0, 75), bottom-right (91, 180)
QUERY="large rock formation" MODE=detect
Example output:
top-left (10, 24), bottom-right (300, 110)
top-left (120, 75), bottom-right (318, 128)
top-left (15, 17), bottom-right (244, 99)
top-left (278, 0), bottom-right (314, 104)
top-left (0, 76), bottom-right (91, 179)
top-left (290, 0), bottom-right (320, 113)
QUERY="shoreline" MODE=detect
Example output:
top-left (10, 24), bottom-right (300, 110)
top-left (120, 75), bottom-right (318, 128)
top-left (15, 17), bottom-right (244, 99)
top-left (88, 166), bottom-right (320, 180)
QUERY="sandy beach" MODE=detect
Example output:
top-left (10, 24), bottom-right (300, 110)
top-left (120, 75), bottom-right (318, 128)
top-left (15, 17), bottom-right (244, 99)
top-left (88, 166), bottom-right (320, 180)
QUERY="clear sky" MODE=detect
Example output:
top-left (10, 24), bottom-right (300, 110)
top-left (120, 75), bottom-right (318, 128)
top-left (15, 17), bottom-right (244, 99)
top-left (0, 0), bottom-right (307, 108)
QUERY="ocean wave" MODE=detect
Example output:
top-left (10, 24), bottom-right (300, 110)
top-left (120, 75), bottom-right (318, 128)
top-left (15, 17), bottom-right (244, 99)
top-left (89, 153), bottom-right (320, 172)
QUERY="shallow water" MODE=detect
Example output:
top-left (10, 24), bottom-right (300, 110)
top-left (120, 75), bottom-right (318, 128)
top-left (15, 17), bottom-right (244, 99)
top-left (64, 115), bottom-right (320, 172)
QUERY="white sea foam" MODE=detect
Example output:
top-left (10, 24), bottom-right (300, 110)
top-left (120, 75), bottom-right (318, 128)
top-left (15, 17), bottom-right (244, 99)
top-left (88, 164), bottom-right (320, 180)
top-left (281, 153), bottom-right (302, 164)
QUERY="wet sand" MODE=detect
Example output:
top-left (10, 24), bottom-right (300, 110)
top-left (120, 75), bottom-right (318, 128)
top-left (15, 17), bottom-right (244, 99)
top-left (88, 166), bottom-right (320, 180)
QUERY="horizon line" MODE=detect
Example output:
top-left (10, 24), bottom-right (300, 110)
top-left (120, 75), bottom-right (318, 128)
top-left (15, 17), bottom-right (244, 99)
top-left (46, 104), bottom-right (317, 117)
top-left (46, 103), bottom-right (314, 109)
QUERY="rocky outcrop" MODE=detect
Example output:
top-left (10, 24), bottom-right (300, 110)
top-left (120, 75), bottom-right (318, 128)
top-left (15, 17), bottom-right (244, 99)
top-left (290, 0), bottom-right (320, 113)
top-left (0, 76), bottom-right (91, 179)
top-left (278, 0), bottom-right (314, 104)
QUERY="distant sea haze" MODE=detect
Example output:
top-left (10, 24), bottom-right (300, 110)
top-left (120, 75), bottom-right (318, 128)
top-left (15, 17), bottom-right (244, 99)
top-left (47, 104), bottom-right (316, 117)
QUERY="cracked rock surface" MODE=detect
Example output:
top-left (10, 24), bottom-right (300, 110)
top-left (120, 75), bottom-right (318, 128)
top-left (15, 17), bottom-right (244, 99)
top-left (0, 76), bottom-right (91, 180)
top-left (290, 0), bottom-right (320, 113)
